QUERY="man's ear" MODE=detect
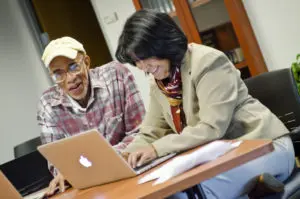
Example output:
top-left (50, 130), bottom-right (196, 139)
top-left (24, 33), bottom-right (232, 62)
top-left (84, 55), bottom-right (91, 70)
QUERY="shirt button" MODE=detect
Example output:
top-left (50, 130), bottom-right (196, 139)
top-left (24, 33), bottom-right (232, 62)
top-left (116, 116), bottom-right (122, 122)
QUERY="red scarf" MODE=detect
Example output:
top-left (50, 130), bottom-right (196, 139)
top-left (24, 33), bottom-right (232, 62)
top-left (156, 66), bottom-right (186, 133)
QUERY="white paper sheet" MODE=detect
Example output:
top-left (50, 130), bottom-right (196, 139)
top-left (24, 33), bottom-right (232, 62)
top-left (23, 188), bottom-right (46, 199)
top-left (138, 140), bottom-right (242, 185)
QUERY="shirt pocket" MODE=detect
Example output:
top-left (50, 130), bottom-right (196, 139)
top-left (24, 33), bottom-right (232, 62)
top-left (104, 113), bottom-right (125, 143)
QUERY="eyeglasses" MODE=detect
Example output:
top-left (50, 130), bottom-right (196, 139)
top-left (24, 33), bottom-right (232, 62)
top-left (50, 57), bottom-right (84, 83)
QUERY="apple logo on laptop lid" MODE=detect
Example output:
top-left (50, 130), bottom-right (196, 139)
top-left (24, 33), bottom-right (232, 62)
top-left (79, 155), bottom-right (92, 168)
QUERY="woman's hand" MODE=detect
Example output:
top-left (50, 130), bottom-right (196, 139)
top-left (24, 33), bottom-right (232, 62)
top-left (128, 145), bottom-right (158, 168)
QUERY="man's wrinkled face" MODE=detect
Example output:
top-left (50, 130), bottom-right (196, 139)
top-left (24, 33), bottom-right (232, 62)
top-left (49, 53), bottom-right (90, 101)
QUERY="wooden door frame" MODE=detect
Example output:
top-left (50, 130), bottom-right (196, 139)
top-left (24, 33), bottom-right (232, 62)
top-left (132, 0), bottom-right (142, 10)
top-left (224, 0), bottom-right (268, 75)
top-left (172, 0), bottom-right (202, 44)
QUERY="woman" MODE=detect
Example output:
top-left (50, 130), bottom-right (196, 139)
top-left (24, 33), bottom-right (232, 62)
top-left (116, 10), bottom-right (295, 199)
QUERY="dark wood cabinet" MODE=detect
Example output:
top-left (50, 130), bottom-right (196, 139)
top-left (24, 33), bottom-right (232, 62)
top-left (132, 0), bottom-right (268, 78)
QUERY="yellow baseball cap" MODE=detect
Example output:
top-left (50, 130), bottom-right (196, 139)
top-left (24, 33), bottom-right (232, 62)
top-left (41, 36), bottom-right (86, 68)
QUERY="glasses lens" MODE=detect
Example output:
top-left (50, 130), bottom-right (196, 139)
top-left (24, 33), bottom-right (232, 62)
top-left (52, 70), bottom-right (66, 83)
top-left (69, 62), bottom-right (81, 73)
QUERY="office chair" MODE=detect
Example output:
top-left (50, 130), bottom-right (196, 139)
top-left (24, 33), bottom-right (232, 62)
top-left (244, 68), bottom-right (300, 199)
top-left (14, 136), bottom-right (42, 158)
top-left (244, 68), bottom-right (300, 155)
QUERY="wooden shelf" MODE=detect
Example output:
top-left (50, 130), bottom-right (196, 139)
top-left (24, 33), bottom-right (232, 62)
top-left (169, 11), bottom-right (177, 18)
top-left (169, 0), bottom-right (211, 18)
top-left (191, 0), bottom-right (211, 9)
top-left (235, 60), bottom-right (247, 69)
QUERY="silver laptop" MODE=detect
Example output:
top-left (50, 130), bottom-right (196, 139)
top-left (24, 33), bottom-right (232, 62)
top-left (38, 129), bottom-right (175, 189)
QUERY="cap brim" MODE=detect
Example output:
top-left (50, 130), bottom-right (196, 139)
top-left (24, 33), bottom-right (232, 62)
top-left (44, 48), bottom-right (78, 68)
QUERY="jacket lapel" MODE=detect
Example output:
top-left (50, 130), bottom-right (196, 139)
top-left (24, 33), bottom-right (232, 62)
top-left (181, 51), bottom-right (193, 125)
top-left (152, 83), bottom-right (172, 116)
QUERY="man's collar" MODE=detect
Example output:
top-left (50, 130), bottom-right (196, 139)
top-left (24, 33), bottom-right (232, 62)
top-left (89, 69), bottom-right (106, 88)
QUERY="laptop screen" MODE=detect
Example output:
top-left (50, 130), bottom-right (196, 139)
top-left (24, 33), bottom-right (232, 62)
top-left (0, 151), bottom-right (52, 196)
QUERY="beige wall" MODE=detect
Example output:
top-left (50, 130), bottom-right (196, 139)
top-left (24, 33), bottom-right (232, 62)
top-left (243, 0), bottom-right (300, 71)
top-left (0, 0), bottom-right (51, 164)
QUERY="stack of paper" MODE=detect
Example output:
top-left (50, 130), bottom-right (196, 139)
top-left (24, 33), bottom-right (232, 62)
top-left (138, 140), bottom-right (242, 185)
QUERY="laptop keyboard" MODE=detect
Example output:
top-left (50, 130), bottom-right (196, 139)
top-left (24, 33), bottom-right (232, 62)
top-left (134, 153), bottom-right (176, 174)
top-left (19, 176), bottom-right (51, 196)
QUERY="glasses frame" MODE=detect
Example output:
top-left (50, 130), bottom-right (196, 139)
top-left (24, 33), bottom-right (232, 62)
top-left (50, 56), bottom-right (85, 84)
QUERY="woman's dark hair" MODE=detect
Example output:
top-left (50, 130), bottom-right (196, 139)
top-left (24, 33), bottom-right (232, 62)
top-left (116, 9), bottom-right (188, 72)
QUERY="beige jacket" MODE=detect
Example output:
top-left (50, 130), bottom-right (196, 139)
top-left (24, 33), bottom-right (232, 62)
top-left (125, 44), bottom-right (289, 157)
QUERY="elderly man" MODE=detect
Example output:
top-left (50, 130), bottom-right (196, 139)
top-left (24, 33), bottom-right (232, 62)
top-left (37, 36), bottom-right (145, 195)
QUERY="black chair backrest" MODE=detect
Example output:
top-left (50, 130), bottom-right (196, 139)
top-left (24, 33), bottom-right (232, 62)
top-left (0, 151), bottom-right (52, 196)
top-left (244, 68), bottom-right (300, 132)
top-left (2, 137), bottom-right (52, 196)
top-left (14, 137), bottom-right (42, 159)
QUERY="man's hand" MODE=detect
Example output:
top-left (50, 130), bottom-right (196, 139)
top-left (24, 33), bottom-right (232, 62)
top-left (45, 172), bottom-right (65, 196)
top-left (121, 152), bottom-right (130, 161)
top-left (128, 145), bottom-right (158, 168)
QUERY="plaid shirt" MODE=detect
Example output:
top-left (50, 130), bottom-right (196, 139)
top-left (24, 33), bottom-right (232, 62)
top-left (37, 61), bottom-right (145, 175)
